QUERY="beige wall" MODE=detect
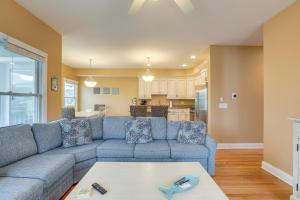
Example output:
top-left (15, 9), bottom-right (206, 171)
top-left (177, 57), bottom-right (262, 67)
top-left (263, 1), bottom-right (300, 175)
top-left (79, 77), bottom-right (138, 116)
top-left (209, 46), bottom-right (264, 143)
top-left (62, 64), bottom-right (78, 81)
top-left (0, 0), bottom-right (62, 121)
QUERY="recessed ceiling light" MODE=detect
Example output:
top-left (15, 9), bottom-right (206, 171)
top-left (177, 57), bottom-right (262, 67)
top-left (190, 55), bottom-right (196, 60)
top-left (182, 64), bottom-right (188, 68)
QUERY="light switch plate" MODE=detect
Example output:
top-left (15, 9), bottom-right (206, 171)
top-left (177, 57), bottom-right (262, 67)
top-left (219, 102), bottom-right (228, 109)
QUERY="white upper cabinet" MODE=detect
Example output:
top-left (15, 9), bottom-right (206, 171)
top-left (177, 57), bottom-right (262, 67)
top-left (160, 80), bottom-right (168, 95)
top-left (186, 79), bottom-right (195, 98)
top-left (138, 72), bottom-right (208, 99)
top-left (151, 79), bottom-right (168, 95)
top-left (151, 80), bottom-right (160, 95)
top-left (176, 79), bottom-right (187, 98)
top-left (167, 79), bottom-right (187, 99)
top-left (195, 68), bottom-right (208, 86)
top-left (139, 79), bottom-right (152, 99)
top-left (167, 80), bottom-right (177, 99)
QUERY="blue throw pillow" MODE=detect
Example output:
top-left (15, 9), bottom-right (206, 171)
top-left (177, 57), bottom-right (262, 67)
top-left (125, 119), bottom-right (153, 144)
top-left (177, 121), bottom-right (207, 145)
top-left (60, 119), bottom-right (93, 148)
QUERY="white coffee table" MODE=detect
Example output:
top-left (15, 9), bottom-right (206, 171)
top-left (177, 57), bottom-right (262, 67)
top-left (65, 162), bottom-right (228, 200)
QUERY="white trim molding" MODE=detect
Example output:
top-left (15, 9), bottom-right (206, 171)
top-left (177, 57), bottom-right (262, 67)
top-left (261, 161), bottom-right (293, 186)
top-left (217, 143), bottom-right (264, 149)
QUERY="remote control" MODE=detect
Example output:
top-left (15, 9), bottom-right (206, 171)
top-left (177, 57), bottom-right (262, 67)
top-left (174, 177), bottom-right (187, 185)
top-left (92, 183), bottom-right (107, 195)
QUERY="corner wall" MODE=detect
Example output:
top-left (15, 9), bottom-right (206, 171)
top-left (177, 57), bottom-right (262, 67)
top-left (263, 0), bottom-right (300, 175)
top-left (209, 46), bottom-right (264, 143)
top-left (0, 0), bottom-right (62, 121)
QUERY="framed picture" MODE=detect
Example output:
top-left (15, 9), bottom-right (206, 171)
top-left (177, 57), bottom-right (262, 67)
top-left (51, 76), bottom-right (58, 92)
top-left (103, 87), bottom-right (110, 94)
top-left (112, 88), bottom-right (119, 95)
top-left (93, 87), bottom-right (100, 94)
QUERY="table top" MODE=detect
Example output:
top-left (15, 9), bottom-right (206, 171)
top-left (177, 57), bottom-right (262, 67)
top-left (65, 162), bottom-right (228, 200)
top-left (75, 111), bottom-right (100, 118)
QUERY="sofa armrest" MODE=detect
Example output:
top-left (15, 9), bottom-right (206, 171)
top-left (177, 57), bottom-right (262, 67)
top-left (205, 134), bottom-right (217, 176)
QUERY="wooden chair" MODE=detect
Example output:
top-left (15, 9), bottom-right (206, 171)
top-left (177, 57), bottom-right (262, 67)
top-left (61, 107), bottom-right (75, 120)
top-left (130, 105), bottom-right (147, 117)
top-left (151, 106), bottom-right (168, 119)
top-left (94, 104), bottom-right (107, 116)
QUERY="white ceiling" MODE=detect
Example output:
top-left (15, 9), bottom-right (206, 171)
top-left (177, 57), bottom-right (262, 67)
top-left (16, 0), bottom-right (295, 69)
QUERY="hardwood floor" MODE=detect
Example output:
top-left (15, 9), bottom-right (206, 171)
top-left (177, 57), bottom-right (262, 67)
top-left (61, 149), bottom-right (292, 200)
top-left (214, 149), bottom-right (292, 200)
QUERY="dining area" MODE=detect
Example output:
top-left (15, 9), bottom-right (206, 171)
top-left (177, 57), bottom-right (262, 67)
top-left (61, 104), bottom-right (110, 120)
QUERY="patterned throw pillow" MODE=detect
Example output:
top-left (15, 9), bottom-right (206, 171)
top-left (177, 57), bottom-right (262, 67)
top-left (125, 119), bottom-right (153, 144)
top-left (60, 119), bottom-right (93, 148)
top-left (177, 121), bottom-right (207, 145)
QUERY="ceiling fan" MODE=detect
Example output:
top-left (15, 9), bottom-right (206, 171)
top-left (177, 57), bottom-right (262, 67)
top-left (129, 0), bottom-right (194, 15)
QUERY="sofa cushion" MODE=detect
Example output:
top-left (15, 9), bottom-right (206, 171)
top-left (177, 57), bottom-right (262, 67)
top-left (168, 140), bottom-right (208, 159)
top-left (0, 177), bottom-right (43, 200)
top-left (103, 116), bottom-right (133, 139)
top-left (167, 121), bottom-right (181, 140)
top-left (125, 119), bottom-right (153, 144)
top-left (0, 154), bottom-right (75, 189)
top-left (134, 140), bottom-right (170, 159)
top-left (60, 119), bottom-right (93, 148)
top-left (44, 140), bottom-right (103, 163)
top-left (32, 121), bottom-right (62, 153)
top-left (137, 117), bottom-right (167, 139)
top-left (88, 116), bottom-right (103, 140)
top-left (97, 139), bottom-right (135, 158)
top-left (177, 121), bottom-right (207, 145)
top-left (0, 124), bottom-right (37, 168)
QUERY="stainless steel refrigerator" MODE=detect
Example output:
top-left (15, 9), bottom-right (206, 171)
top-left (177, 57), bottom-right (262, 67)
top-left (195, 83), bottom-right (208, 123)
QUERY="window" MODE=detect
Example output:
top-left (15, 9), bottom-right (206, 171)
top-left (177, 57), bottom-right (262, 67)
top-left (0, 35), bottom-right (46, 127)
top-left (64, 79), bottom-right (78, 109)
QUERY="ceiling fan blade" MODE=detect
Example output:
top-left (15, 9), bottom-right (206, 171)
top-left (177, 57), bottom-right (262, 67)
top-left (129, 0), bottom-right (146, 15)
top-left (174, 0), bottom-right (194, 14)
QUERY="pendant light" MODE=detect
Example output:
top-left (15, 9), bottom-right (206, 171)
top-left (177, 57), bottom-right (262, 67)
top-left (84, 59), bottom-right (97, 87)
top-left (142, 57), bottom-right (155, 82)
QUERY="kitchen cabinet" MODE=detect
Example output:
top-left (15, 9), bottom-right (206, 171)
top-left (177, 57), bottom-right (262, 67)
top-left (195, 68), bottom-right (208, 86)
top-left (176, 79), bottom-right (186, 98)
top-left (167, 79), bottom-right (195, 99)
top-left (167, 80), bottom-right (177, 99)
top-left (138, 75), bottom-right (204, 100)
top-left (168, 113), bottom-right (179, 121)
top-left (167, 79), bottom-right (186, 99)
top-left (186, 79), bottom-right (195, 98)
top-left (139, 79), bottom-right (152, 99)
top-left (151, 79), bottom-right (168, 95)
top-left (168, 108), bottom-right (190, 121)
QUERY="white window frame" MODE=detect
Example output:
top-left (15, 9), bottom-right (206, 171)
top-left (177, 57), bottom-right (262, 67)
top-left (0, 32), bottom-right (48, 123)
top-left (64, 78), bottom-right (78, 111)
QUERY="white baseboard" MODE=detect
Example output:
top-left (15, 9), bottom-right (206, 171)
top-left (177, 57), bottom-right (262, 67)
top-left (217, 143), bottom-right (264, 149)
top-left (261, 161), bottom-right (293, 186)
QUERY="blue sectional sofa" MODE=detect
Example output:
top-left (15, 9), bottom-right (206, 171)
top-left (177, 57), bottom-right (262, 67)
top-left (0, 116), bottom-right (217, 200)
